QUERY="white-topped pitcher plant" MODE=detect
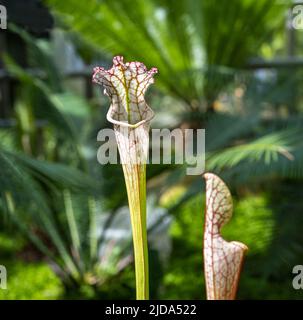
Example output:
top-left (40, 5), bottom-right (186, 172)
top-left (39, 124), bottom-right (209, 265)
top-left (93, 56), bottom-right (157, 300)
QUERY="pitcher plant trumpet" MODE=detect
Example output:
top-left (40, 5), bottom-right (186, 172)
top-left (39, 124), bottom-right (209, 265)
top-left (93, 56), bottom-right (158, 300)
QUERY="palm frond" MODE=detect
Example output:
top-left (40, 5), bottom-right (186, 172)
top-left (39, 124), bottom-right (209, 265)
top-left (4, 149), bottom-right (97, 192)
top-left (207, 129), bottom-right (299, 170)
top-left (0, 148), bottom-right (79, 277)
top-left (47, 0), bottom-right (289, 108)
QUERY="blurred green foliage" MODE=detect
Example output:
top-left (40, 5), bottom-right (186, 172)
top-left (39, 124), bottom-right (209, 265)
top-left (0, 0), bottom-right (303, 300)
top-left (0, 261), bottom-right (62, 300)
top-left (48, 0), bottom-right (290, 109)
top-left (1, 186), bottom-right (303, 299)
top-left (0, 232), bottom-right (63, 299)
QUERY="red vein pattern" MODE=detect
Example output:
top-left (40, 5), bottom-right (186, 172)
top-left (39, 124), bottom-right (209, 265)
top-left (203, 173), bottom-right (248, 300)
top-left (92, 56), bottom-right (158, 165)
top-left (92, 55), bottom-right (157, 128)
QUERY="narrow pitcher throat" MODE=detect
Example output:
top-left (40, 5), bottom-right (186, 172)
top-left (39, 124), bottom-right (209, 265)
top-left (111, 113), bottom-right (151, 166)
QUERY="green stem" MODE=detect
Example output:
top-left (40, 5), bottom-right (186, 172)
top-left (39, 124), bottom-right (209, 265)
top-left (123, 163), bottom-right (149, 300)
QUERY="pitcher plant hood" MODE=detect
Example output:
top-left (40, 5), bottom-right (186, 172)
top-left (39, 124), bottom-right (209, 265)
top-left (93, 55), bottom-right (158, 128)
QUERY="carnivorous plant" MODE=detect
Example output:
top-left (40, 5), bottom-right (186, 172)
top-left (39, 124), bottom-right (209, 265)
top-left (93, 56), bottom-right (157, 299)
top-left (203, 173), bottom-right (248, 300)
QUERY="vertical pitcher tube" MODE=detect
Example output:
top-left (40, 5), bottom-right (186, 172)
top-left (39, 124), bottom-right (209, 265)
top-left (123, 162), bottom-right (148, 299)
top-left (115, 124), bottom-right (150, 299)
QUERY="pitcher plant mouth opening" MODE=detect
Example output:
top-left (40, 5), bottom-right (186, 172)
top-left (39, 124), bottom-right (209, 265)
top-left (93, 56), bottom-right (158, 299)
top-left (93, 55), bottom-right (158, 129)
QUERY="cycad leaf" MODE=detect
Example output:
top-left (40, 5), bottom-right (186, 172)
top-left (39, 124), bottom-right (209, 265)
top-left (207, 130), bottom-right (298, 170)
